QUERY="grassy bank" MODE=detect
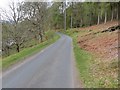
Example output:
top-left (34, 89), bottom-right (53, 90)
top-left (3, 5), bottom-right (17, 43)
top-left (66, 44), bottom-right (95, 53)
top-left (63, 29), bottom-right (95, 87)
top-left (63, 29), bottom-right (118, 88)
top-left (2, 33), bottom-right (60, 70)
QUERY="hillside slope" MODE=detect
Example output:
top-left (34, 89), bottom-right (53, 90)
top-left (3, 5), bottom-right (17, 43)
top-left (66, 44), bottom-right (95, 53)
top-left (78, 21), bottom-right (118, 60)
top-left (76, 21), bottom-right (119, 87)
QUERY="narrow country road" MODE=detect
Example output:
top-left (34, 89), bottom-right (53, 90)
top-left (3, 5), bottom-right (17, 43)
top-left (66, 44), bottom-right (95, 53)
top-left (2, 34), bottom-right (78, 88)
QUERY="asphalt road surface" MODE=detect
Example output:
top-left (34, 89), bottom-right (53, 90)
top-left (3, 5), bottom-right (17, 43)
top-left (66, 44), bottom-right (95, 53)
top-left (2, 34), bottom-right (78, 88)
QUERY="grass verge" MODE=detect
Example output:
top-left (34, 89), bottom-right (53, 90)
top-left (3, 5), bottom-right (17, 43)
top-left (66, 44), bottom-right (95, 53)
top-left (63, 29), bottom-right (118, 88)
top-left (2, 33), bottom-right (60, 70)
top-left (63, 29), bottom-right (95, 87)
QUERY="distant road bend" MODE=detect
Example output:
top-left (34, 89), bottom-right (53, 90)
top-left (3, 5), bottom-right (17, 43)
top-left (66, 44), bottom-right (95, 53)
top-left (2, 34), bottom-right (79, 88)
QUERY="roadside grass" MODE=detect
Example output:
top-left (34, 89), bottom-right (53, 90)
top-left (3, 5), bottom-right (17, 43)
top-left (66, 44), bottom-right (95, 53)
top-left (63, 29), bottom-right (118, 88)
top-left (63, 29), bottom-right (96, 87)
top-left (74, 40), bottom-right (95, 87)
top-left (2, 33), bottom-right (60, 70)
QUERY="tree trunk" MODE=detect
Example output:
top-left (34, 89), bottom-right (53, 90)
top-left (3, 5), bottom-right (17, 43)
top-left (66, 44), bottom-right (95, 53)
top-left (90, 13), bottom-right (92, 26)
top-left (111, 10), bottom-right (114, 21)
top-left (70, 2), bottom-right (73, 28)
top-left (117, 9), bottom-right (118, 20)
top-left (6, 46), bottom-right (10, 56)
top-left (64, 1), bottom-right (66, 31)
top-left (39, 32), bottom-right (43, 42)
top-left (100, 11), bottom-right (103, 21)
top-left (70, 14), bottom-right (73, 28)
top-left (104, 12), bottom-right (107, 24)
top-left (97, 14), bottom-right (100, 25)
top-left (16, 44), bottom-right (20, 52)
top-left (81, 18), bottom-right (83, 27)
top-left (116, 3), bottom-right (118, 20)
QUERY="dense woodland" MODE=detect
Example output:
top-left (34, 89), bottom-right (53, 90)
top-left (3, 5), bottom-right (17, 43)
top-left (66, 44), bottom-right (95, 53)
top-left (1, 1), bottom-right (119, 57)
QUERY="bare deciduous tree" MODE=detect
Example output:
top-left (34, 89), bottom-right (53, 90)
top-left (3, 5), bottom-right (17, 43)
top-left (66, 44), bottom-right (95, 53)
top-left (1, 1), bottom-right (30, 53)
top-left (22, 2), bottom-right (48, 42)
